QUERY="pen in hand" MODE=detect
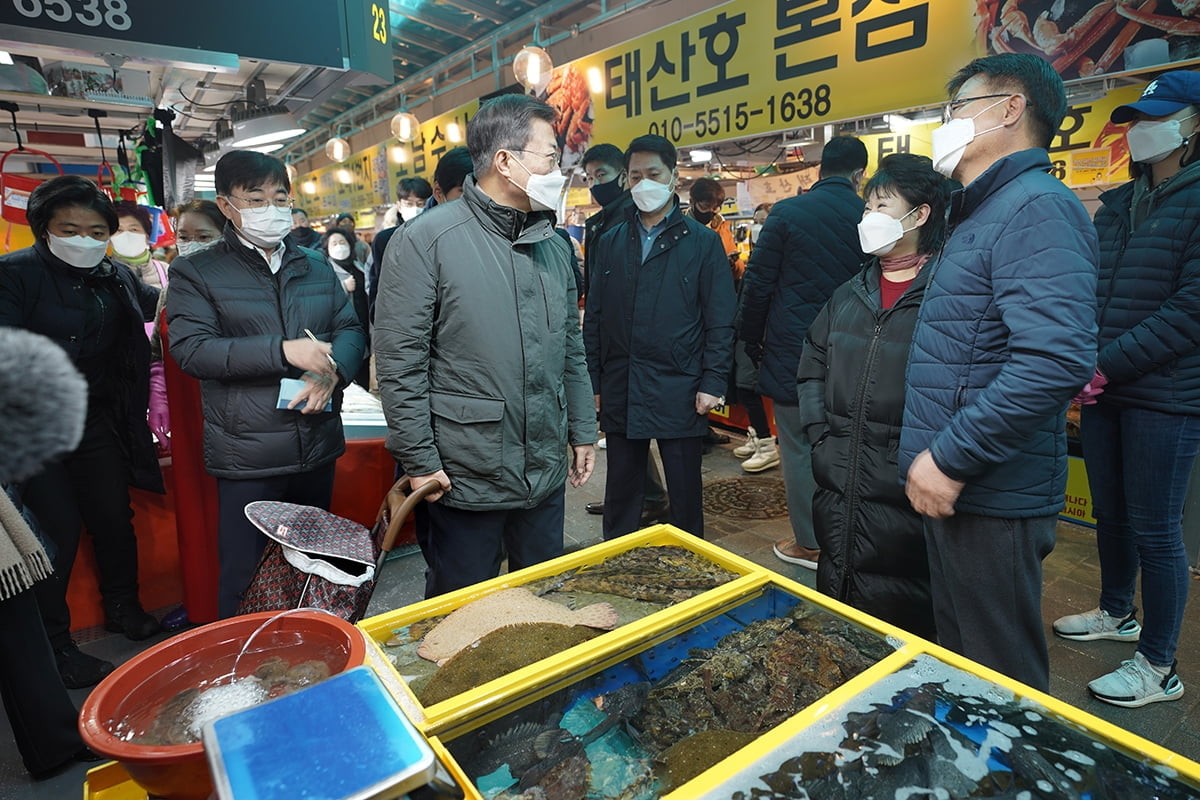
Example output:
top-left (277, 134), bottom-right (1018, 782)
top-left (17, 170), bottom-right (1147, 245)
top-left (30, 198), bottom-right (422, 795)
top-left (303, 328), bottom-right (339, 372)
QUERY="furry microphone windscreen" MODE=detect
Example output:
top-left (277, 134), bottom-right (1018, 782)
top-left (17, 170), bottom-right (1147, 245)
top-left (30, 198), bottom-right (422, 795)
top-left (0, 328), bottom-right (88, 483)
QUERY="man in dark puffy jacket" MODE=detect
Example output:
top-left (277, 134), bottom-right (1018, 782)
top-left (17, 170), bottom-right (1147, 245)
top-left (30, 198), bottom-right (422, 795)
top-left (167, 151), bottom-right (366, 617)
top-left (899, 54), bottom-right (1097, 691)
top-left (737, 137), bottom-right (867, 570)
top-left (584, 135), bottom-right (735, 539)
top-left (374, 95), bottom-right (596, 598)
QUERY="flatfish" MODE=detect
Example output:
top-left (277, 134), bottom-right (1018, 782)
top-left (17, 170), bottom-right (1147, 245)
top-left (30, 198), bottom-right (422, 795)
top-left (419, 623), bottom-right (600, 706)
top-left (417, 588), bottom-right (618, 665)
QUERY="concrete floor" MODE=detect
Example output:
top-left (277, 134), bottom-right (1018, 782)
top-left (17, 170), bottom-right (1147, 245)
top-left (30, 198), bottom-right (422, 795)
top-left (4, 430), bottom-right (1199, 797)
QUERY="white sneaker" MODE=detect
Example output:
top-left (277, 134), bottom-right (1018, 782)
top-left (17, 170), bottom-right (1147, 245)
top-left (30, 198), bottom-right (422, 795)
top-left (597, 437), bottom-right (606, 450)
top-left (742, 438), bottom-right (780, 473)
top-left (1053, 607), bottom-right (1141, 642)
top-left (1088, 652), bottom-right (1184, 708)
top-left (733, 427), bottom-right (759, 458)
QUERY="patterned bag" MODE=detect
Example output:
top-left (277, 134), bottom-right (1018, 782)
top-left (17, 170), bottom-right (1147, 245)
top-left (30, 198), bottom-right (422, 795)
top-left (237, 502), bottom-right (379, 622)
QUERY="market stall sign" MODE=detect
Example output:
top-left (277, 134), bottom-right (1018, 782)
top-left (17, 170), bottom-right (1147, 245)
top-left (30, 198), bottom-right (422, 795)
top-left (545, 0), bottom-right (1199, 168)
top-left (297, 101), bottom-right (478, 218)
top-left (0, 0), bottom-right (391, 78)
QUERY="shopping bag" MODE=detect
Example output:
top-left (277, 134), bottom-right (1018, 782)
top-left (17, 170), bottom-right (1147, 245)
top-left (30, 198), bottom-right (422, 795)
top-left (0, 147), bottom-right (63, 226)
top-left (237, 502), bottom-right (379, 622)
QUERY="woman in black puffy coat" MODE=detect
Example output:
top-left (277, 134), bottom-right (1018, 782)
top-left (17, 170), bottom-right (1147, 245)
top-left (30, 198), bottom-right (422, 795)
top-left (798, 154), bottom-right (948, 639)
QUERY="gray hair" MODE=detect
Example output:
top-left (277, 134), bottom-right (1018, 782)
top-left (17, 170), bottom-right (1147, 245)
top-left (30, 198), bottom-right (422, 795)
top-left (467, 94), bottom-right (557, 177)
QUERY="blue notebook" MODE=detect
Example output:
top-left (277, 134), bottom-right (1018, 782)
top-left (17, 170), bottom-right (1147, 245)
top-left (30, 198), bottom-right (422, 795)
top-left (203, 667), bottom-right (436, 800)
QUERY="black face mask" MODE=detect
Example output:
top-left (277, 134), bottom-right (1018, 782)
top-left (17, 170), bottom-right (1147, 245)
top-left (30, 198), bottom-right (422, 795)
top-left (590, 178), bottom-right (624, 208)
top-left (692, 208), bottom-right (716, 225)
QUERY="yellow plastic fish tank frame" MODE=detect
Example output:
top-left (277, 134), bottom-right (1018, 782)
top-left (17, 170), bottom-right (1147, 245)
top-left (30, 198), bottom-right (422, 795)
top-left (356, 525), bottom-right (777, 732)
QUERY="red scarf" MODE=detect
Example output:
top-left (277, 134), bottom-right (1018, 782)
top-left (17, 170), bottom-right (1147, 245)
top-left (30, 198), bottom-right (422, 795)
top-left (879, 251), bottom-right (930, 274)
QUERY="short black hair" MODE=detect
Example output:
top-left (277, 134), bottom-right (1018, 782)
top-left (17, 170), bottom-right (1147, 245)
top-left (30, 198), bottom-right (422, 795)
top-left (947, 53), bottom-right (1065, 149)
top-left (27, 175), bottom-right (117, 240)
top-left (467, 94), bottom-right (557, 177)
top-left (819, 136), bottom-right (868, 178)
top-left (291, 207), bottom-right (309, 220)
top-left (433, 146), bottom-right (473, 194)
top-left (689, 177), bottom-right (724, 204)
top-left (625, 134), bottom-right (677, 171)
top-left (174, 199), bottom-right (225, 232)
top-left (397, 177), bottom-right (432, 201)
top-left (321, 228), bottom-right (353, 253)
top-left (336, 213), bottom-right (355, 224)
top-left (214, 150), bottom-right (291, 196)
top-left (113, 200), bottom-right (152, 236)
top-left (862, 153), bottom-right (950, 255)
top-left (582, 143), bottom-right (624, 172)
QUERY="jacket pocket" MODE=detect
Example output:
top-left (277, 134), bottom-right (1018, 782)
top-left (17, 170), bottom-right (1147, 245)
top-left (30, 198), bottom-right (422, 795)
top-left (539, 272), bottom-right (567, 332)
top-left (430, 390), bottom-right (505, 480)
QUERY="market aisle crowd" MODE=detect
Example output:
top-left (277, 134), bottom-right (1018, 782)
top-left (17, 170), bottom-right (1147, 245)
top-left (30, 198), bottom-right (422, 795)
top-left (3, 53), bottom-right (1200, 783)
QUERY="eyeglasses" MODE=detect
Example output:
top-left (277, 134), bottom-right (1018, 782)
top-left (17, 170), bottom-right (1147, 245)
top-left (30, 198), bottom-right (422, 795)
top-left (226, 193), bottom-right (293, 210)
top-left (513, 148), bottom-right (561, 167)
top-left (941, 94), bottom-right (1029, 124)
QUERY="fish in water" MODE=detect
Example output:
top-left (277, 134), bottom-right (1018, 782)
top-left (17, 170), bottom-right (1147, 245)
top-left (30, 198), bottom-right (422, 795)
top-left (557, 546), bottom-right (737, 604)
top-left (417, 588), bottom-right (617, 665)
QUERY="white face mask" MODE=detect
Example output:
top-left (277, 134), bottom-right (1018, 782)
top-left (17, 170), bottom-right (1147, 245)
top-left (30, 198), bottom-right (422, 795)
top-left (931, 96), bottom-right (1012, 179)
top-left (631, 177), bottom-right (675, 213)
top-left (399, 205), bottom-right (422, 222)
top-left (176, 239), bottom-right (218, 259)
top-left (507, 154), bottom-right (567, 212)
top-left (857, 207), bottom-right (920, 256)
top-left (232, 203), bottom-right (293, 248)
top-left (48, 233), bottom-right (109, 269)
top-left (328, 241), bottom-right (352, 261)
top-left (110, 230), bottom-right (148, 259)
top-left (1126, 114), bottom-right (1197, 165)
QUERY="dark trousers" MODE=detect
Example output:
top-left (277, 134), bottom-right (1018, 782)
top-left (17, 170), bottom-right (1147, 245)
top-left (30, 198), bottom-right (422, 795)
top-left (924, 512), bottom-right (1056, 692)
top-left (23, 419), bottom-right (140, 649)
top-left (604, 435), bottom-right (703, 539)
top-left (0, 588), bottom-right (83, 775)
top-left (1082, 403), bottom-right (1200, 667)
top-left (413, 486), bottom-right (565, 599)
top-left (216, 464), bottom-right (336, 618)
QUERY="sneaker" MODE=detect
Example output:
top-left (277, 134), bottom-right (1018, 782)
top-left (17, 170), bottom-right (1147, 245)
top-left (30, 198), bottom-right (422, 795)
top-left (742, 439), bottom-right (780, 473)
top-left (773, 539), bottom-right (820, 570)
top-left (1088, 652), bottom-right (1184, 708)
top-left (597, 437), bottom-right (607, 450)
top-left (733, 427), bottom-right (760, 458)
top-left (54, 642), bottom-right (115, 689)
top-left (1053, 607), bottom-right (1141, 642)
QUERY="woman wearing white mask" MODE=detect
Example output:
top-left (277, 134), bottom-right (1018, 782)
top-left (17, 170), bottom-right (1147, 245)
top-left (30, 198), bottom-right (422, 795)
top-left (321, 227), bottom-right (370, 388)
top-left (166, 150), bottom-right (366, 618)
top-left (798, 153), bottom-right (949, 640)
top-left (0, 175), bottom-right (164, 688)
top-left (1054, 71), bottom-right (1200, 709)
top-left (111, 201), bottom-right (168, 292)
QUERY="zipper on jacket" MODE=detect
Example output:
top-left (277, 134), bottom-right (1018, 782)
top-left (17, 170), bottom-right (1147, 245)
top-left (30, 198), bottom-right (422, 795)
top-left (839, 318), bottom-right (884, 601)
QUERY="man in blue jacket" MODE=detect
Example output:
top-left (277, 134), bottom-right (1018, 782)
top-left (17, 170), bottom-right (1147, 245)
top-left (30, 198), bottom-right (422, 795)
top-left (584, 135), bottom-right (735, 539)
top-left (899, 54), bottom-right (1098, 692)
top-left (737, 137), bottom-right (867, 569)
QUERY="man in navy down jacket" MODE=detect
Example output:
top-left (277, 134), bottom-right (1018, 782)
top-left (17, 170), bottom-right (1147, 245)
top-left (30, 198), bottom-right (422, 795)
top-left (899, 54), bottom-right (1097, 692)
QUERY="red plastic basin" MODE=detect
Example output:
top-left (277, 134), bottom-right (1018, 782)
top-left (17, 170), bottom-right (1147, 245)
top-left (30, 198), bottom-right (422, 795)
top-left (79, 610), bottom-right (367, 800)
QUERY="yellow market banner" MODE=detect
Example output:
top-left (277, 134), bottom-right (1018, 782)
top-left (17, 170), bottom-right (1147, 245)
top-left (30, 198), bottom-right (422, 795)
top-left (546, 0), bottom-right (1198, 170)
top-left (296, 101), bottom-right (478, 218)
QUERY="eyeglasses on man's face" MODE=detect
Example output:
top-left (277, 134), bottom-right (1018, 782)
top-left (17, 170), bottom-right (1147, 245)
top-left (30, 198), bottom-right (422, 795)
top-left (513, 148), bottom-right (562, 168)
top-left (226, 193), bottom-right (294, 210)
top-left (941, 93), bottom-right (1018, 124)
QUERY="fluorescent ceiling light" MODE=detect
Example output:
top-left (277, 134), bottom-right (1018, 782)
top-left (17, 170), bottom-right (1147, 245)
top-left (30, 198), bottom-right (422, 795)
top-left (0, 52), bottom-right (12, 66)
top-left (230, 107), bottom-right (305, 148)
top-left (691, 149), bottom-right (713, 163)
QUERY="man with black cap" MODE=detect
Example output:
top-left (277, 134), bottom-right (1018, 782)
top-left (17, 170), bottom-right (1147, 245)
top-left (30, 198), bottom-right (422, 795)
top-left (1053, 70), bottom-right (1200, 708)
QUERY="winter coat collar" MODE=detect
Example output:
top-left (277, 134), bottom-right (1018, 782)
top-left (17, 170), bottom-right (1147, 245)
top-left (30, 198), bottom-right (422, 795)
top-left (949, 148), bottom-right (1051, 224)
top-left (1099, 159), bottom-right (1200, 217)
top-left (462, 175), bottom-right (557, 244)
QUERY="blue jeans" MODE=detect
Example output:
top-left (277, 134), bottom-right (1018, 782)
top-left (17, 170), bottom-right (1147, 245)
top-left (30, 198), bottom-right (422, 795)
top-left (1080, 403), bottom-right (1200, 667)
